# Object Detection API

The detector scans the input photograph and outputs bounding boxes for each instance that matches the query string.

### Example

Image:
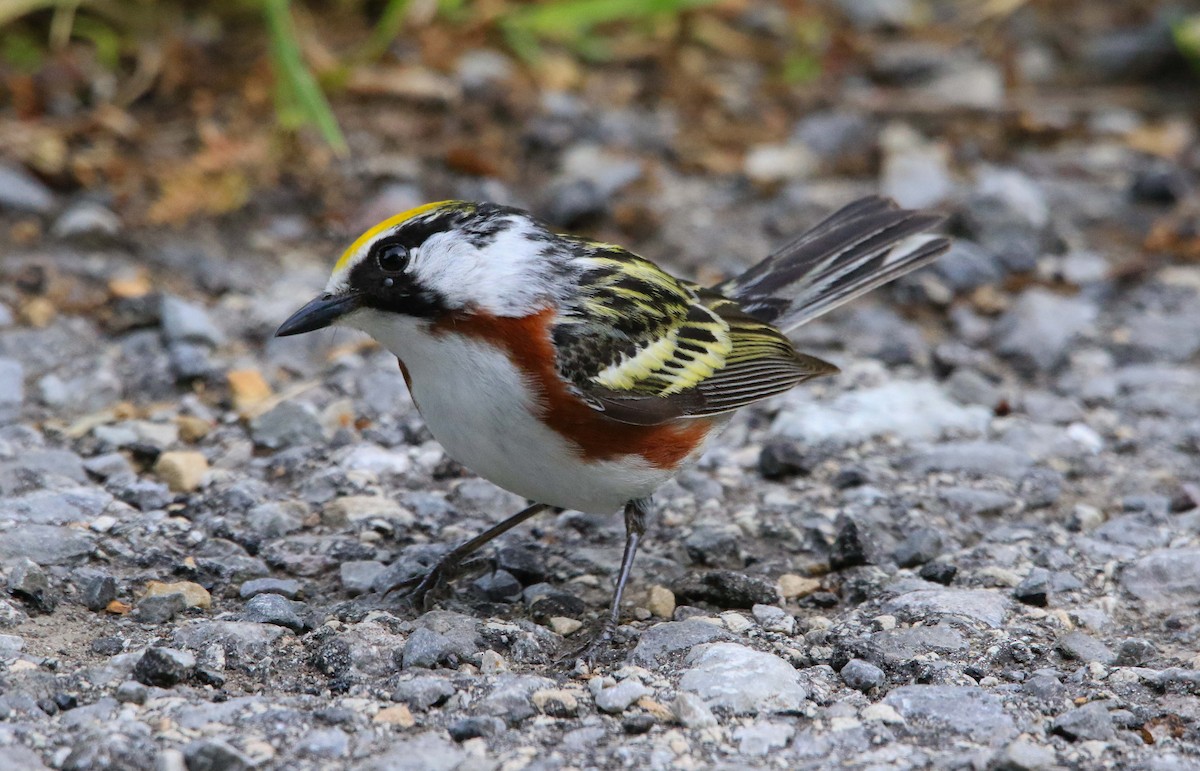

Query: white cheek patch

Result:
[411,217,555,316]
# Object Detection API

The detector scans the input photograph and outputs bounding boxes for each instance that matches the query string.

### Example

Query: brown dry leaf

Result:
[347,66,461,104]
[148,167,251,226]
[147,128,270,226]
[105,600,132,615]
[1126,119,1195,159]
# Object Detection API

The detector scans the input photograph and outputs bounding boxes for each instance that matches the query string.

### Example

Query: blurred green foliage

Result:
[1175,13,1200,75]
[0,0,725,153]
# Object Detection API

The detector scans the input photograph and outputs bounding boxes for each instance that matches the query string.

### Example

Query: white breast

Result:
[348,310,680,514]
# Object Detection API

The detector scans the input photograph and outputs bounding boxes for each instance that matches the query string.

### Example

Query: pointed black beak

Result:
[275,293,361,337]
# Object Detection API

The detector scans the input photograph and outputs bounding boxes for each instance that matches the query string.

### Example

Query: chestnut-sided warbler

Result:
[277,197,948,646]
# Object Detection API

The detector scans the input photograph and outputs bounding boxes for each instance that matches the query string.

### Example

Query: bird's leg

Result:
[573,497,651,662]
[387,502,557,609]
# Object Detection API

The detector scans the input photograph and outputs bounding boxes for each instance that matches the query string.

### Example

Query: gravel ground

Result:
[3,5,1200,770]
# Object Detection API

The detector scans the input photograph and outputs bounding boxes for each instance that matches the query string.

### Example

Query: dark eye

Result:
[376,242,408,274]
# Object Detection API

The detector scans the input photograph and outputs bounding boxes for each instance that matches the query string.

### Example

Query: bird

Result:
[276,196,949,649]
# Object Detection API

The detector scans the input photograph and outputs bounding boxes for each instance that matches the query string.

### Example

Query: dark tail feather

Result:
[716,196,950,333]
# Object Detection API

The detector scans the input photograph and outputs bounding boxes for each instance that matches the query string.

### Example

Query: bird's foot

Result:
[562,619,629,669]
[382,554,490,611]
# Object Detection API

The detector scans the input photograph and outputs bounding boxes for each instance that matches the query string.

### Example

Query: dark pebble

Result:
[918,562,957,585]
[90,636,125,656]
[183,739,256,771]
[448,716,505,741]
[7,559,55,613]
[622,714,656,734]
[79,573,117,612]
[893,528,943,568]
[832,467,867,489]
[676,571,778,609]
[1115,638,1157,666]
[472,569,524,603]
[401,627,455,669]
[528,589,587,621]
[134,592,187,624]
[1130,165,1187,205]
[1014,568,1051,607]
[840,658,886,692]
[830,519,870,570]
[495,545,548,585]
[758,441,813,480]
[805,591,840,609]
[243,593,310,632]
[133,646,195,687]
[1051,702,1115,742]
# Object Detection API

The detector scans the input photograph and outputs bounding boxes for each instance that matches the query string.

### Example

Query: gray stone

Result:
[0,163,54,213]
[884,685,1016,745]
[1014,568,1051,607]
[296,728,349,759]
[183,739,255,771]
[133,646,196,687]
[0,746,50,771]
[592,678,651,714]
[835,0,915,29]
[169,341,219,380]
[673,691,718,728]
[840,658,886,692]
[773,381,989,447]
[628,619,734,666]
[873,623,968,664]
[83,452,134,480]
[52,200,120,237]
[751,604,795,634]
[362,732,465,771]
[114,680,148,705]
[476,674,554,725]
[1115,638,1157,667]
[939,488,1015,516]
[932,240,1003,293]
[1120,548,1200,612]
[735,721,796,756]
[995,738,1058,770]
[239,578,303,600]
[881,131,953,209]
[0,487,113,524]
[0,524,94,565]
[1051,702,1115,742]
[908,442,1034,480]
[0,358,24,423]
[392,676,456,710]
[243,593,309,632]
[993,289,1098,375]
[0,598,29,628]
[1056,631,1116,665]
[884,588,1009,628]
[411,610,481,662]
[160,295,224,347]
[893,528,943,567]
[679,643,807,715]
[134,592,187,624]
[117,479,173,511]
[249,401,325,449]
[340,561,385,596]
[401,627,455,669]
[172,620,289,659]
[6,557,53,612]
[245,502,305,538]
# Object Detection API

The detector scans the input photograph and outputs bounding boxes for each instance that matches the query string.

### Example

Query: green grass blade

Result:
[262,0,348,157]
